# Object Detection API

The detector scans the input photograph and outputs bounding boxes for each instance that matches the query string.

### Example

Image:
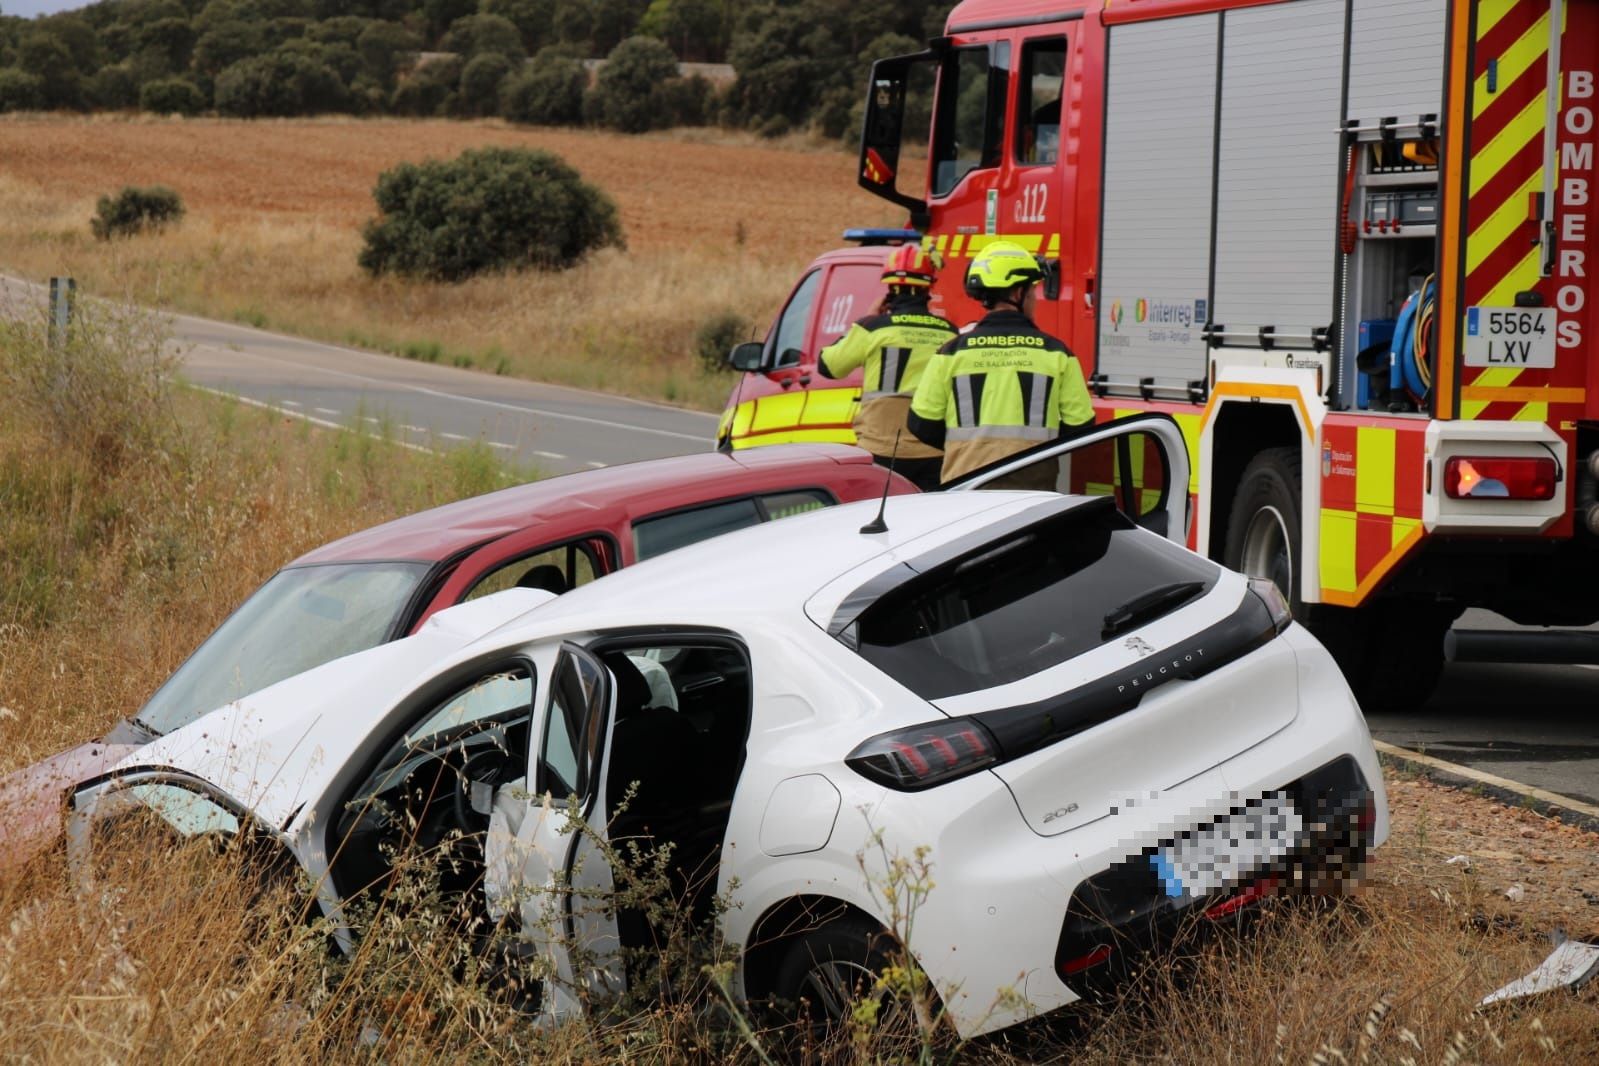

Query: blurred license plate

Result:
[1152,795,1302,899]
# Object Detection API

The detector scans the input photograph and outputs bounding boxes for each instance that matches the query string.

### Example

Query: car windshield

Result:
[135,561,430,736]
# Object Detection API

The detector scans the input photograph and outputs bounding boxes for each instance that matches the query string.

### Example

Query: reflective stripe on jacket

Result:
[909,308,1093,482]
[818,295,956,460]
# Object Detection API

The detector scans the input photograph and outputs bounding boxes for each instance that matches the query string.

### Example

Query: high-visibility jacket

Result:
[908,308,1094,483]
[817,294,956,460]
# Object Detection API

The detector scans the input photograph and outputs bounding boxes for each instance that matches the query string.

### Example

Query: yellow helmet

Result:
[964,239,1044,298]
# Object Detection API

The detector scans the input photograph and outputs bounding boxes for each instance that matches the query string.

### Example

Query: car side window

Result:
[769,269,821,369]
[1016,38,1067,165]
[540,648,608,800]
[967,430,1172,520]
[631,490,835,562]
[407,670,535,749]
[463,537,609,602]
[812,263,886,353]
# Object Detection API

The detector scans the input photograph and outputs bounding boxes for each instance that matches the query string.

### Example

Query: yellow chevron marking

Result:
[1046,233,1060,257]
[1476,0,1520,39]
[1470,92,1546,197]
[1483,247,1543,306]
[1467,172,1540,274]
[1461,365,1523,419]
[1472,11,1550,119]
[1512,402,1549,422]
[1355,427,1396,516]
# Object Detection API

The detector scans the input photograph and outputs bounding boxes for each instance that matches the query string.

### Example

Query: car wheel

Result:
[1224,447,1304,611]
[771,916,896,1033]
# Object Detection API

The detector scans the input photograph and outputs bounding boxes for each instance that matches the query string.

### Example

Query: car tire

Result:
[1222,448,1449,711]
[770,916,896,1032]
[1224,447,1305,611]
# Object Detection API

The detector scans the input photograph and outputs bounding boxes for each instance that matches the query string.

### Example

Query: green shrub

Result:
[457,52,512,116]
[88,64,140,110]
[358,147,624,283]
[91,185,186,241]
[499,51,584,125]
[0,69,44,113]
[695,311,750,375]
[214,51,349,117]
[389,54,461,116]
[139,77,206,115]
[585,34,678,133]
[439,13,526,61]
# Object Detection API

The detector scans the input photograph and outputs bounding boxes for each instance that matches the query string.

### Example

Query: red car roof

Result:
[291,444,891,565]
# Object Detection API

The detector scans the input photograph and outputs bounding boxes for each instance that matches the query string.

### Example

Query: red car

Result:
[1,445,915,866]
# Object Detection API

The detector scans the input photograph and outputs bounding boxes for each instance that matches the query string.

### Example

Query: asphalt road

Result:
[1366,611,1599,809]
[4,277,1593,809]
[1,275,720,476]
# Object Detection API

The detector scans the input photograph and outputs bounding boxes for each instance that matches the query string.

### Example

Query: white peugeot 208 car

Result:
[69,481,1387,1038]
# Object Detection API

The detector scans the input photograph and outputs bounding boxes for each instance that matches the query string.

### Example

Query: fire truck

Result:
[719,0,1599,709]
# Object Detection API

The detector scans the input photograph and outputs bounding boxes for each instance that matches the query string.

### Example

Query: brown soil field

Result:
[0,115,880,259]
[0,116,899,408]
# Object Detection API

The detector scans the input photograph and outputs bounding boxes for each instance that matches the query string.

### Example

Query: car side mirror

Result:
[729,341,766,372]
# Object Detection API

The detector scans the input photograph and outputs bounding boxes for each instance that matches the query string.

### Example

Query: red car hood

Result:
[0,739,142,870]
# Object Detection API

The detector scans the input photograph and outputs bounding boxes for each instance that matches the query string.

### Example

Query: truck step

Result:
[1444,629,1599,666]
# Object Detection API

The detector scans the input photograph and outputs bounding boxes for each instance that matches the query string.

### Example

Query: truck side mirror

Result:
[859,51,938,228]
[728,342,766,372]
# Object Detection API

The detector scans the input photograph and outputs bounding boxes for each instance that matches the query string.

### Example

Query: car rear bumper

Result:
[880,627,1385,1038]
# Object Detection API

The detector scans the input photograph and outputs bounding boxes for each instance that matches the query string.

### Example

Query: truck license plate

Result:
[1151,794,1302,900]
[1464,306,1556,368]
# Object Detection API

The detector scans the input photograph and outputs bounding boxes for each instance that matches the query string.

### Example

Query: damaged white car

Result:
[67,422,1387,1038]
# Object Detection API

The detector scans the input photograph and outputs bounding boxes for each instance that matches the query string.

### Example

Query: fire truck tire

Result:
[1223,448,1304,610]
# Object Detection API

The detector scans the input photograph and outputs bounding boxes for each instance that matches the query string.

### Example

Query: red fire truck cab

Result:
[726,0,1599,709]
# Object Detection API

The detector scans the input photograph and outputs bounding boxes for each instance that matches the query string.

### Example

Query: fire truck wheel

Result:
[1223,448,1304,611]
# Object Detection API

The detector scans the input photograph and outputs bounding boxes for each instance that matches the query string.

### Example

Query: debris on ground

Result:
[1480,938,1599,1007]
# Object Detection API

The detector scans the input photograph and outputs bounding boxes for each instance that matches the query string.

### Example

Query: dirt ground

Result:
[1379,772,1599,944]
[0,115,882,261]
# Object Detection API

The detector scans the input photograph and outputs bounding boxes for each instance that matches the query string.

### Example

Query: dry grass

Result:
[0,115,900,409]
[2,303,1596,1062]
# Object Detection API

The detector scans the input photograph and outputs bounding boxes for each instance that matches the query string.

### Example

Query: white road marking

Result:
[440,432,466,441]
[280,400,301,408]
[362,416,381,425]
[488,442,515,451]
[532,450,567,460]
[314,407,340,416]
[182,339,711,442]
[402,424,427,433]
[1374,740,1599,822]
[184,384,439,456]
[586,461,607,469]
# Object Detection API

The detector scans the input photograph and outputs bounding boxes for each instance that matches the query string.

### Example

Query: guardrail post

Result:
[48,276,76,349]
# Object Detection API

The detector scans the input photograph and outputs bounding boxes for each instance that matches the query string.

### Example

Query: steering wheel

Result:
[452,742,518,834]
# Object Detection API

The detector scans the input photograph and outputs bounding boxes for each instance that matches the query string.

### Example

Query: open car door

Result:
[486,641,624,1021]
[944,413,1191,544]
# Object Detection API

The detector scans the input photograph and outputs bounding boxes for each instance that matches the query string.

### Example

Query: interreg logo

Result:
[1135,297,1149,324]
[1109,300,1124,331]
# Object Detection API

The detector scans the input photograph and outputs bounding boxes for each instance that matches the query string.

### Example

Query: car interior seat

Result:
[603,653,700,831]
[515,564,568,595]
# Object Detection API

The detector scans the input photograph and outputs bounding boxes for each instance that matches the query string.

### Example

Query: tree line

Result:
[0,0,953,135]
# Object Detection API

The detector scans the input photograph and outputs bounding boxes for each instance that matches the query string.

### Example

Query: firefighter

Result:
[908,240,1093,487]
[817,244,956,491]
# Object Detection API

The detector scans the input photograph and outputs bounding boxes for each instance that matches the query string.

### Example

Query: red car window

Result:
[813,262,890,356]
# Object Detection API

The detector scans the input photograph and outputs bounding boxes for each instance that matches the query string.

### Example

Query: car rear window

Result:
[853,504,1218,700]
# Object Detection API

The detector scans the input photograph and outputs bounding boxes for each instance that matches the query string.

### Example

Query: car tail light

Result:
[845,717,999,791]
[1443,456,1557,500]
[1247,578,1292,633]
[1059,943,1113,976]
[1203,877,1276,920]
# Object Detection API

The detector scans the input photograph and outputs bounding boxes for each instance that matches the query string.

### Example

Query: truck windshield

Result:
[853,505,1218,700]
[135,562,429,736]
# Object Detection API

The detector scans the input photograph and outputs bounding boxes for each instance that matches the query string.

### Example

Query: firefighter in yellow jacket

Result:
[909,240,1094,487]
[817,244,956,491]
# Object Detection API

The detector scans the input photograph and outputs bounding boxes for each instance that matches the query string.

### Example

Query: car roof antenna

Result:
[859,431,901,535]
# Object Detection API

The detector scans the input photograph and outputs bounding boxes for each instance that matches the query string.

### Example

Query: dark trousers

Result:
[874,453,943,493]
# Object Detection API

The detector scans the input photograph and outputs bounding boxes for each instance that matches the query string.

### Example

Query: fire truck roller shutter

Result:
[1210,1,1345,372]
[1345,0,1446,122]
[1097,15,1218,390]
